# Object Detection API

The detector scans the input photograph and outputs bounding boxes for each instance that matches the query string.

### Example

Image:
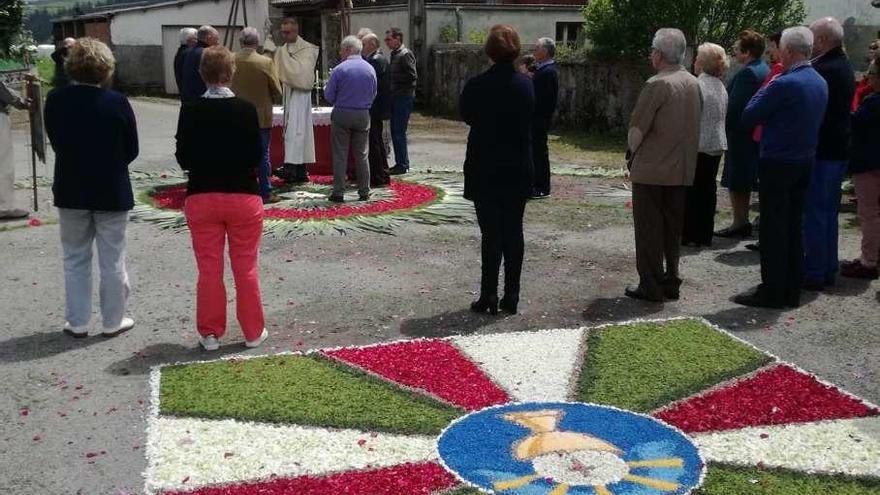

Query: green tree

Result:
[1,0,26,57]
[584,0,806,58]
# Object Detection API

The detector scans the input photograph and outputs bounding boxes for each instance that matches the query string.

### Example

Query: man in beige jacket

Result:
[273,17,319,183]
[231,27,282,202]
[625,28,702,302]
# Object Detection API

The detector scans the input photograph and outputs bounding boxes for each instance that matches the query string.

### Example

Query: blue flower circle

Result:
[437,402,704,495]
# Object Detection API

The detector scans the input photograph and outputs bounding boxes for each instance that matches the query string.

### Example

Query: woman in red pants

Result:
[175,46,267,351]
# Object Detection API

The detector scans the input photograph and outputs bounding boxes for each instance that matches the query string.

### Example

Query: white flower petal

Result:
[693,416,880,477]
[450,328,586,402]
[147,416,437,493]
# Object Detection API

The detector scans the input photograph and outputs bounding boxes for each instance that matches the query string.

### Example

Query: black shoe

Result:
[733,291,785,309]
[714,224,752,238]
[499,295,519,314]
[745,242,760,252]
[662,276,681,300]
[328,195,344,203]
[470,295,499,315]
[358,192,371,201]
[529,189,550,200]
[389,165,408,175]
[624,285,664,302]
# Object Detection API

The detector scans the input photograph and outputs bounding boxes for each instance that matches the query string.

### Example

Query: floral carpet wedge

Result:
[144,318,880,495]
[131,172,471,237]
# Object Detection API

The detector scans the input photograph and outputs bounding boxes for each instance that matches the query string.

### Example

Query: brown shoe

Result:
[840,260,879,280]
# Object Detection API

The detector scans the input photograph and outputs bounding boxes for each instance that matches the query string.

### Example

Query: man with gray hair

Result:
[530,37,558,199]
[174,27,198,94]
[624,28,701,302]
[801,17,856,291]
[362,32,392,186]
[180,25,219,102]
[231,27,283,203]
[324,35,377,202]
[735,26,828,308]
[51,37,76,88]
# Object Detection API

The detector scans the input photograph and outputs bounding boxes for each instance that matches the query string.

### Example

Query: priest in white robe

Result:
[273,17,319,183]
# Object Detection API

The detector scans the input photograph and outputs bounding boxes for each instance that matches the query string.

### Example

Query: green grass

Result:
[696,464,880,495]
[576,319,774,412]
[36,58,55,92]
[159,354,465,435]
[0,58,26,71]
[549,130,628,170]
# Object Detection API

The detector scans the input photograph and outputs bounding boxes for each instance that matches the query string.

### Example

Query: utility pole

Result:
[407,0,427,98]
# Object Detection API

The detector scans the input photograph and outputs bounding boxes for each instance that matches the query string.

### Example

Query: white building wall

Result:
[110,0,270,46]
[348,5,582,49]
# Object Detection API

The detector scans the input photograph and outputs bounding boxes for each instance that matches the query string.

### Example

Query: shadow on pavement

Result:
[702,290,819,331]
[714,249,760,267]
[0,330,105,364]
[823,277,873,297]
[680,237,746,257]
[104,343,243,376]
[399,308,501,338]
[582,296,663,324]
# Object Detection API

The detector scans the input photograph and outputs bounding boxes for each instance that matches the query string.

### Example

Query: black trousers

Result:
[532,125,550,194]
[758,159,812,306]
[368,117,390,186]
[682,153,722,245]
[633,183,686,299]
[474,197,527,298]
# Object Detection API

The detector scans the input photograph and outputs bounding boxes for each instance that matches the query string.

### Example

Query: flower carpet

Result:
[144,318,880,495]
[132,173,471,237]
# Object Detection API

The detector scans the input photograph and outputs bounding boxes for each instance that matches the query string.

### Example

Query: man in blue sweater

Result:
[735,26,829,308]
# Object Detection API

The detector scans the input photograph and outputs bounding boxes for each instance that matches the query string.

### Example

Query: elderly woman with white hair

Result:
[624,28,702,303]
[735,26,829,308]
[174,27,198,94]
[682,42,729,247]
[45,38,139,337]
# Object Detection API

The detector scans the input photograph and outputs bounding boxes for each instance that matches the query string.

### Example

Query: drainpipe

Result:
[454,7,463,43]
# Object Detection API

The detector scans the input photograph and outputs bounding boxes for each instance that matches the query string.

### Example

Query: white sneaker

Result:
[103,317,135,338]
[245,328,269,348]
[63,322,88,338]
[200,334,220,351]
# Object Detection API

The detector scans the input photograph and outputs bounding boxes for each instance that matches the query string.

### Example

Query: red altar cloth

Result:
[271,106,354,176]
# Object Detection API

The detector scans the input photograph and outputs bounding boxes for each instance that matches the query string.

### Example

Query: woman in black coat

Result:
[460,24,535,315]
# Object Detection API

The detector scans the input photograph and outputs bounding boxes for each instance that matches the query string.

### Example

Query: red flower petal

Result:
[28,218,42,227]
[324,340,509,411]
[147,177,439,222]
[161,462,456,495]
[655,364,880,433]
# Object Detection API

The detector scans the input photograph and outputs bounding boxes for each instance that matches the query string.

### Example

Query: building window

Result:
[556,22,582,45]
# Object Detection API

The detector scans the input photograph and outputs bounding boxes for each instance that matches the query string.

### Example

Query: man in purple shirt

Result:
[325,35,378,202]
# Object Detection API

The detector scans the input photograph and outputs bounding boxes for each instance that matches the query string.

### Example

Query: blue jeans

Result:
[803,160,847,283]
[59,209,130,329]
[259,129,272,199]
[390,95,414,169]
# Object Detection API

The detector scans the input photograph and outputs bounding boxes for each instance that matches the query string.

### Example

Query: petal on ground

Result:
[147,416,438,493]
[324,340,510,411]
[655,364,880,433]
[693,416,880,477]
[158,462,458,495]
[450,328,586,402]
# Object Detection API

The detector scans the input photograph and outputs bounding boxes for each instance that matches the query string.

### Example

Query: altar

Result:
[271,106,354,176]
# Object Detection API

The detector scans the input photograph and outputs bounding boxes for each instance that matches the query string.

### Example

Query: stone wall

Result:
[427,44,652,134]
